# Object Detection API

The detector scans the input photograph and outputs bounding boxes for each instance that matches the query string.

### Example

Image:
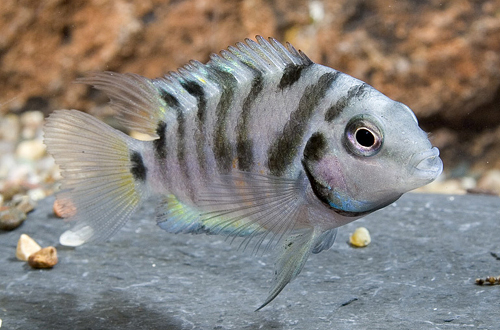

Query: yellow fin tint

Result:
[44,110,150,246]
[156,194,265,237]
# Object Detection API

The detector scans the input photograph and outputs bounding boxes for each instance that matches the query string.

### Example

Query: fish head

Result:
[302,89,443,215]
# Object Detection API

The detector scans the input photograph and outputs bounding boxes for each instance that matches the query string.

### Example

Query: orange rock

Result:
[53,198,76,218]
[28,246,58,269]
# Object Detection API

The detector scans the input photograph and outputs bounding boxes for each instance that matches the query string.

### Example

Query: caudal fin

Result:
[44,110,151,246]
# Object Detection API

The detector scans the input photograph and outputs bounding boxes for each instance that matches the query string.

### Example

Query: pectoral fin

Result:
[157,171,309,253]
[312,228,338,254]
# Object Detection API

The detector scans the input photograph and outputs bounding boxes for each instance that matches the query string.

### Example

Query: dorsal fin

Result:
[77,72,174,137]
[77,37,314,135]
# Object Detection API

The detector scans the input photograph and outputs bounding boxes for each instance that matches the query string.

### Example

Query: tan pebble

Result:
[466,187,498,196]
[53,198,77,218]
[15,139,46,161]
[476,170,500,195]
[16,234,42,261]
[0,207,27,230]
[28,246,58,269]
[0,114,21,142]
[349,227,371,247]
[413,179,466,195]
[129,130,156,141]
[13,195,36,214]
[20,111,44,139]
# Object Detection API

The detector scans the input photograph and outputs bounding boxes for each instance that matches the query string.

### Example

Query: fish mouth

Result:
[410,147,443,181]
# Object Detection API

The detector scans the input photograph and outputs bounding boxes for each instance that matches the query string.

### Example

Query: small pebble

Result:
[20,111,44,139]
[28,246,58,269]
[476,169,500,195]
[53,198,77,218]
[0,207,27,230]
[0,114,21,142]
[16,234,42,261]
[28,187,46,201]
[349,227,371,247]
[15,139,46,161]
[12,195,36,214]
[129,130,156,141]
[466,187,498,196]
[0,182,23,201]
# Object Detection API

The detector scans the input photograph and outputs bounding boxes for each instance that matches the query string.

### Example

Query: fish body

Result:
[44,36,443,309]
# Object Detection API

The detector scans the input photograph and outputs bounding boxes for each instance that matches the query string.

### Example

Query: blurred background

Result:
[1,0,500,220]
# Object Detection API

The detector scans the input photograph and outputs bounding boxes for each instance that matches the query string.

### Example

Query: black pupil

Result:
[356,128,375,147]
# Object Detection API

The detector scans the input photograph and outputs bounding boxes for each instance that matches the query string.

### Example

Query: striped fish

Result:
[44,36,443,310]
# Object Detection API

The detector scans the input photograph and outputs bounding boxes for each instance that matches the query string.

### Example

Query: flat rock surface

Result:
[1,193,499,330]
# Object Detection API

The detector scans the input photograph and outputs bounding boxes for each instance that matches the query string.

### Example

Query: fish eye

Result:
[355,128,375,147]
[344,115,383,157]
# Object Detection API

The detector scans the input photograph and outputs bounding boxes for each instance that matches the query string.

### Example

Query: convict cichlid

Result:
[44,36,443,310]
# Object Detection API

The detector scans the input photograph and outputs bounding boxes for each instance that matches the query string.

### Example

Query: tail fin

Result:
[44,110,151,246]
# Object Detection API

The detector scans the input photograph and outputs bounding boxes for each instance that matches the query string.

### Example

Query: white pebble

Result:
[16,139,46,161]
[0,114,20,142]
[20,111,44,139]
[28,188,46,201]
[16,234,42,261]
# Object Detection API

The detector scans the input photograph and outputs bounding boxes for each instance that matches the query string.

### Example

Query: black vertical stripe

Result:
[153,121,167,159]
[303,132,327,162]
[208,65,238,173]
[325,82,369,123]
[180,80,207,124]
[160,90,181,108]
[348,83,369,100]
[325,96,348,122]
[278,64,309,90]
[236,65,264,171]
[159,89,191,186]
[130,151,147,182]
[181,80,207,174]
[268,71,340,176]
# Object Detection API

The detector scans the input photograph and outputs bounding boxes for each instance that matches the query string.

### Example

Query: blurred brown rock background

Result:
[1,0,500,179]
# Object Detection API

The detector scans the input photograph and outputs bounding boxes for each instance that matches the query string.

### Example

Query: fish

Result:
[43,36,443,310]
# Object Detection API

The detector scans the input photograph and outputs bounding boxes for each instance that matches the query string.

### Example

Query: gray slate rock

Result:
[1,193,499,329]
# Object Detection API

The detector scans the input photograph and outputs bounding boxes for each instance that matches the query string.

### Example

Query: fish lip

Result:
[410,147,443,180]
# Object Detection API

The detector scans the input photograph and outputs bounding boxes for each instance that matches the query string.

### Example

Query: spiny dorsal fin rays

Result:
[268,37,305,66]
[78,37,312,139]
[244,38,285,70]
[230,44,272,74]
[177,62,221,100]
